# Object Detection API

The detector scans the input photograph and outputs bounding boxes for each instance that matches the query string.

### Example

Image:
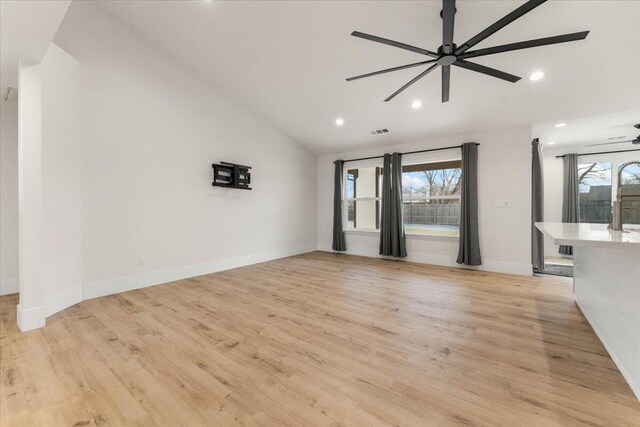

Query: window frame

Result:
[577,155,640,226]
[342,155,463,238]
[401,159,462,237]
[344,165,382,231]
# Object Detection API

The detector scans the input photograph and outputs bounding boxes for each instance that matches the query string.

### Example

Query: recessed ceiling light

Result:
[411,100,422,109]
[529,71,545,81]
[555,122,568,128]
[547,141,557,145]
[335,118,344,126]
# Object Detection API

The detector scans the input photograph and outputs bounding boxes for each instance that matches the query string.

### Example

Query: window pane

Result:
[346,171,355,198]
[578,162,611,223]
[346,167,380,199]
[403,199,460,236]
[402,161,462,199]
[620,163,640,225]
[347,200,379,230]
[400,160,461,236]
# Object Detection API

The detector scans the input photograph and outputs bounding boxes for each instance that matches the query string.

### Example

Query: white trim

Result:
[17,304,46,331]
[0,277,19,296]
[83,244,316,300]
[576,298,640,401]
[404,195,461,201]
[346,228,460,240]
[405,232,459,240]
[344,228,460,240]
[317,245,531,276]
[345,228,378,235]
[45,287,82,317]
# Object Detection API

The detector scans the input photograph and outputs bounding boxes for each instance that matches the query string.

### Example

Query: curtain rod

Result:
[555,148,640,159]
[339,143,479,164]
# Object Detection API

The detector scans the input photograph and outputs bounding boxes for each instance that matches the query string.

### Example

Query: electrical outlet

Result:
[137,256,145,266]
[494,201,509,208]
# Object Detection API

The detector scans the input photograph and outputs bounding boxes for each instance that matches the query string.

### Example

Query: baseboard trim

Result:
[576,298,640,402]
[17,304,46,331]
[0,277,19,296]
[317,244,531,276]
[45,287,82,317]
[83,244,316,301]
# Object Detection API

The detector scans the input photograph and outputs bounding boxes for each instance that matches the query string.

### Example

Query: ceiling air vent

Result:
[369,128,389,136]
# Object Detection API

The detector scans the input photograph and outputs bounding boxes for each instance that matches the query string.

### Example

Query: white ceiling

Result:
[0,0,70,93]
[87,1,640,153]
[533,109,640,151]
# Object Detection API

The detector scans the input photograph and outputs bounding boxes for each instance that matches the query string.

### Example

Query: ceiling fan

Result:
[585,124,640,147]
[346,0,589,103]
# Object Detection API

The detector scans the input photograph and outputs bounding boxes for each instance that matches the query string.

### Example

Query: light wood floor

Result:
[1,252,639,426]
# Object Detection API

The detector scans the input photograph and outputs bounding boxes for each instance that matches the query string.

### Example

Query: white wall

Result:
[17,62,45,330]
[318,126,533,276]
[16,44,83,330]
[41,44,83,317]
[51,1,316,300]
[1,95,19,295]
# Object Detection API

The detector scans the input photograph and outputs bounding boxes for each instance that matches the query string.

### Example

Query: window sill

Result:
[405,232,459,240]
[345,229,459,240]
[345,229,378,235]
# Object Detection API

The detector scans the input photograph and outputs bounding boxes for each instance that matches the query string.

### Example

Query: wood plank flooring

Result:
[1,251,639,426]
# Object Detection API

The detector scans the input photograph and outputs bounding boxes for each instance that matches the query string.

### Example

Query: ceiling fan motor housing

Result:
[437,44,458,65]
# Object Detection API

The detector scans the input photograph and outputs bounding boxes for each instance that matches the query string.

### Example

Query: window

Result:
[620,162,640,225]
[346,166,382,230]
[578,162,611,223]
[402,160,461,236]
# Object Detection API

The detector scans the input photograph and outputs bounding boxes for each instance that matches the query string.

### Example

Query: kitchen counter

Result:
[536,222,640,401]
[535,222,640,249]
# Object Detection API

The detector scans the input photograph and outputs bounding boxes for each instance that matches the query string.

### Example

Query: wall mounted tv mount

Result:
[212,162,252,190]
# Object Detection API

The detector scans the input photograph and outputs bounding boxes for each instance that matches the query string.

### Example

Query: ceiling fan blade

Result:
[442,65,451,102]
[351,31,439,58]
[346,59,438,81]
[442,0,456,54]
[384,63,440,102]
[585,140,633,147]
[453,59,521,83]
[459,31,590,60]
[456,0,547,55]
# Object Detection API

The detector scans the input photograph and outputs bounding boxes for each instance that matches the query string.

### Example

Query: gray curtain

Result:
[457,143,482,266]
[379,153,407,257]
[531,139,545,271]
[332,160,346,251]
[560,154,580,255]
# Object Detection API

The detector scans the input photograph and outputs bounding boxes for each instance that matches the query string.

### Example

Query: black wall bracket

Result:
[212,162,252,190]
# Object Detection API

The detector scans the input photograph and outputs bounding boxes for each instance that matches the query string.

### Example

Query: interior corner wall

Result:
[16,44,83,330]
[51,1,316,301]
[41,43,83,317]
[17,62,45,330]
[317,126,533,276]
[1,95,19,296]
[542,149,564,256]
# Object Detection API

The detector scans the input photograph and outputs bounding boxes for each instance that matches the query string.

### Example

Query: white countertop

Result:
[535,222,640,249]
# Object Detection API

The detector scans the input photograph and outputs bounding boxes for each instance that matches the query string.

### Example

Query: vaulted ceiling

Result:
[1,0,70,93]
[91,1,640,153]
